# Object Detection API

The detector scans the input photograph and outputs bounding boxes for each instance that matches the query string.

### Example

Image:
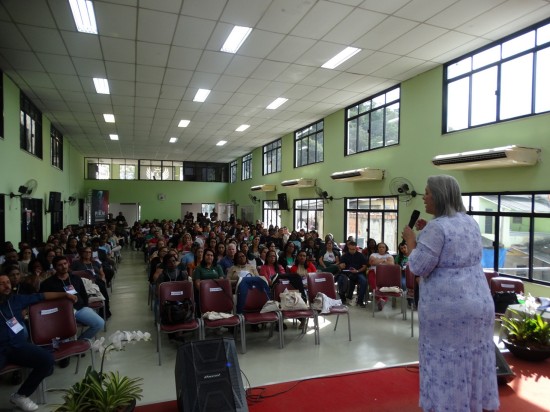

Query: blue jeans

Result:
[75,307,105,340]
[347,273,367,304]
[5,342,54,397]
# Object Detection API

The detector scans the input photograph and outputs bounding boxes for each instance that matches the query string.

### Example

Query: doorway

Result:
[20,198,43,246]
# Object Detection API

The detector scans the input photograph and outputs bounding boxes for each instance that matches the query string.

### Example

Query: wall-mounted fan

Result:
[248,194,260,204]
[389,177,418,203]
[64,193,78,205]
[10,178,38,198]
[315,186,333,203]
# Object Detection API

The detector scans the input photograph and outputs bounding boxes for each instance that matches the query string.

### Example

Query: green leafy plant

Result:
[501,309,550,348]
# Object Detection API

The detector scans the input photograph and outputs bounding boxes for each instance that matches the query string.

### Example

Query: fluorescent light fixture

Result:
[266,98,288,110]
[109,134,119,141]
[69,0,98,34]
[193,89,210,102]
[93,78,110,94]
[178,119,190,127]
[322,47,361,69]
[103,114,115,123]
[216,140,227,146]
[221,26,252,53]
[169,137,178,143]
[236,124,250,132]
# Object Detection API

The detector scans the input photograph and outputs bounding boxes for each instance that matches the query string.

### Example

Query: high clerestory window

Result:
[229,161,237,183]
[241,153,252,181]
[20,92,42,158]
[50,125,63,170]
[263,138,282,175]
[444,19,550,132]
[346,86,400,155]
[295,120,323,167]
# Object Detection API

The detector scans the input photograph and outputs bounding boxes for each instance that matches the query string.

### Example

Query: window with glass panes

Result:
[346,86,400,155]
[444,19,550,132]
[345,197,398,252]
[242,153,252,181]
[263,200,281,229]
[294,199,324,233]
[463,192,550,285]
[20,92,42,158]
[50,125,63,170]
[229,161,237,183]
[263,139,282,175]
[295,120,323,167]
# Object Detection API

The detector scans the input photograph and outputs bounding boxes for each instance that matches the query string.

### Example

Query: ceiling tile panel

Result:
[0,21,30,50]
[371,56,427,78]
[137,42,170,66]
[50,74,83,92]
[382,24,448,55]
[136,65,165,83]
[354,16,419,50]
[266,36,317,63]
[257,0,316,33]
[290,1,353,40]
[237,30,285,59]
[180,0,226,20]
[323,8,387,44]
[408,30,476,60]
[135,82,161,98]
[348,51,401,75]
[72,57,106,77]
[394,0,458,22]
[105,62,136,81]
[160,85,186,100]
[36,53,76,75]
[173,16,216,49]
[188,71,220,89]
[101,37,136,63]
[140,0,182,14]
[94,2,137,39]
[427,0,505,29]
[250,61,290,81]
[219,0,271,26]
[224,55,262,77]
[195,51,233,74]
[18,71,55,88]
[163,68,193,86]
[0,49,43,71]
[2,0,57,28]
[109,79,136,96]
[61,31,103,59]
[167,46,201,70]
[275,64,317,83]
[358,0,410,14]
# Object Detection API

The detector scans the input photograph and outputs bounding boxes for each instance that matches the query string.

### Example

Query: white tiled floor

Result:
[1,249,426,410]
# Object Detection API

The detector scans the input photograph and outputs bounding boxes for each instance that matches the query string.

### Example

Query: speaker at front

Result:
[175,338,248,412]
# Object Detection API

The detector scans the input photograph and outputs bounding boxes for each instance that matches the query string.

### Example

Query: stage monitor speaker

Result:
[277,193,289,211]
[494,342,515,384]
[175,338,248,412]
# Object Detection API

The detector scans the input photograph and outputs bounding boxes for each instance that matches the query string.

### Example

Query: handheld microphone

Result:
[408,209,421,229]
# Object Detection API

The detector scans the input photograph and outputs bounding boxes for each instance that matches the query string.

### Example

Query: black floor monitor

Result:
[175,338,248,412]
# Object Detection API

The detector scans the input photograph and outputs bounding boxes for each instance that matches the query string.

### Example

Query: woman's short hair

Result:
[427,175,466,217]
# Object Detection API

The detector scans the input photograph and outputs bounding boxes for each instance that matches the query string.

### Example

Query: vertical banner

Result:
[91,190,109,225]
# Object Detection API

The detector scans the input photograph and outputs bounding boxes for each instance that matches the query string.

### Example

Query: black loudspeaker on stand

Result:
[175,338,248,412]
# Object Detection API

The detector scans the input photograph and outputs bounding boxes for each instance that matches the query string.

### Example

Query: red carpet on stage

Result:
[136,354,549,412]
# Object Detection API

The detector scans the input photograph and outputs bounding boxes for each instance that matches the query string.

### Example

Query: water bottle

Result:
[52,337,60,350]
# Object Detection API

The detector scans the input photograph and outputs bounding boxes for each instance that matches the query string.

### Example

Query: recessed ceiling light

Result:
[216,140,227,146]
[236,124,250,132]
[322,47,361,69]
[193,89,211,102]
[169,137,178,143]
[69,0,98,34]
[221,26,252,54]
[178,120,190,127]
[266,98,288,110]
[109,134,119,141]
[103,114,115,123]
[93,78,110,94]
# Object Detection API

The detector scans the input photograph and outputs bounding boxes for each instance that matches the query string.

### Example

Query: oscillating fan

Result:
[248,194,260,204]
[314,186,333,203]
[389,177,418,203]
[10,178,38,198]
[65,192,78,205]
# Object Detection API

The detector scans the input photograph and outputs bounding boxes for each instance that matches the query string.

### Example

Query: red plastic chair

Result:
[236,281,283,353]
[199,279,243,351]
[372,264,406,319]
[157,281,202,365]
[484,270,499,289]
[306,272,351,344]
[28,298,94,402]
[490,277,524,295]
[273,280,317,346]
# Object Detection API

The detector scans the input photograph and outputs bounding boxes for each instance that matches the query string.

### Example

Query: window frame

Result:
[293,198,324,233]
[263,200,281,229]
[443,18,550,133]
[241,153,252,181]
[50,125,63,170]
[20,92,43,158]
[263,138,282,175]
[229,160,237,183]
[294,119,324,168]
[345,86,400,156]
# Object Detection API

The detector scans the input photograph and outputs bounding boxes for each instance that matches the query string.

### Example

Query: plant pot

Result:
[121,399,136,412]
[502,339,550,362]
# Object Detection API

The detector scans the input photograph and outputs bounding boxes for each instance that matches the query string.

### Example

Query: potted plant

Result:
[53,331,150,412]
[500,298,550,362]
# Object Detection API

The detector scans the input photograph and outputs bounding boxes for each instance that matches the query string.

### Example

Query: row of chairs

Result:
[155,272,352,365]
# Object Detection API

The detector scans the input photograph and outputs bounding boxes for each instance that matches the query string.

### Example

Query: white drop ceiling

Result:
[0,0,549,163]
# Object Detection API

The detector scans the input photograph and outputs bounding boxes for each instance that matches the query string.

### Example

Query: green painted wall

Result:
[1,74,84,242]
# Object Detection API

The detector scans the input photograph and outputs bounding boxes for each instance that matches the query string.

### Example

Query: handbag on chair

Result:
[279,289,308,310]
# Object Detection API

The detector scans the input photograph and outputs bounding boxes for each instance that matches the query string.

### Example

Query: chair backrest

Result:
[484,270,499,288]
[405,266,416,290]
[236,277,270,313]
[307,272,337,302]
[28,298,78,345]
[72,270,95,282]
[199,279,234,314]
[159,280,194,305]
[375,264,402,288]
[490,277,524,295]
[272,281,298,302]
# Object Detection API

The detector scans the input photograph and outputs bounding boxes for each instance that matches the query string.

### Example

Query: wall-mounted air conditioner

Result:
[280,178,316,188]
[432,146,541,170]
[250,184,276,192]
[330,168,384,182]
